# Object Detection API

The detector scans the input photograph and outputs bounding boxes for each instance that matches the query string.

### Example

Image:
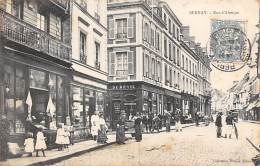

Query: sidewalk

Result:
[0,123,197,166]
[243,120,260,124]
[0,134,131,166]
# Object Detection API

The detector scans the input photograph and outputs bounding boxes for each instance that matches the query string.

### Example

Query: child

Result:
[24,133,34,157]
[55,124,65,151]
[35,127,46,157]
[64,127,70,148]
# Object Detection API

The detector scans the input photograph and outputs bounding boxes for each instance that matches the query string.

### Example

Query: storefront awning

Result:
[164,90,181,99]
[245,99,259,112]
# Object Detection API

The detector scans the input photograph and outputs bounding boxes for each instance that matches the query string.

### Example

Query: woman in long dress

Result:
[134,113,142,142]
[116,114,125,144]
[97,114,108,144]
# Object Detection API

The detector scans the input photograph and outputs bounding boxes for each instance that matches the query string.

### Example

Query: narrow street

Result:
[51,122,259,166]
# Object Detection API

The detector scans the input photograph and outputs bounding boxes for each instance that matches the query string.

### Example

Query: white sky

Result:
[164,0,259,92]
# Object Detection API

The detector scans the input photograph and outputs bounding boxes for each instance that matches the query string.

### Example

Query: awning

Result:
[245,99,259,112]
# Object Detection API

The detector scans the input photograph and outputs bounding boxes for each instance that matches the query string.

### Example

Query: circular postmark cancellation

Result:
[207,27,251,72]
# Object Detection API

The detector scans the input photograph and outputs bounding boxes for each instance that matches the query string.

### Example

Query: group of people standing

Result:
[91,112,108,144]
[215,111,237,139]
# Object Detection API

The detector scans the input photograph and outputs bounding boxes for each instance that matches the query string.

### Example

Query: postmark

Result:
[207,21,251,72]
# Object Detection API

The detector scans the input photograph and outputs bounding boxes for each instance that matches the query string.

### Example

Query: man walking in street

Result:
[225,111,234,139]
[215,112,222,138]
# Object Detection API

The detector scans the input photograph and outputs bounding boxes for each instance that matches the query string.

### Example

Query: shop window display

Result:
[56,76,64,124]
[4,64,16,133]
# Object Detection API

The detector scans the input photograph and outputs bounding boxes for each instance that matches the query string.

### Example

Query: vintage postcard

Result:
[0,0,259,166]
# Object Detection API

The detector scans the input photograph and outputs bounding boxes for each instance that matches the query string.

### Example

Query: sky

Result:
[165,0,260,92]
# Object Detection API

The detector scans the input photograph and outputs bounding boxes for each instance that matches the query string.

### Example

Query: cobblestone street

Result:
[51,122,259,166]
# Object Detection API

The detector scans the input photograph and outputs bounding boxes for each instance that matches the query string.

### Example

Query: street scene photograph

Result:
[0,0,259,166]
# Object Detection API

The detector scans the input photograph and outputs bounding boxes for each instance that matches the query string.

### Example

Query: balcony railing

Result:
[116,70,128,76]
[0,10,71,63]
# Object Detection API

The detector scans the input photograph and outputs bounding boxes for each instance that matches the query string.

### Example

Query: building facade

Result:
[107,0,211,128]
[0,0,71,147]
[70,0,108,141]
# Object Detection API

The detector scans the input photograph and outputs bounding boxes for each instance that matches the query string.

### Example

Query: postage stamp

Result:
[207,20,251,72]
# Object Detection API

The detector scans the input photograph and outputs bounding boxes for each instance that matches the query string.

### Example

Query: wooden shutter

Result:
[127,16,134,38]
[128,51,134,75]
[108,18,115,39]
[49,13,61,39]
[109,52,116,76]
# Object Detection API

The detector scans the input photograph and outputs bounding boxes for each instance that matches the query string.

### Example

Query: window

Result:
[177,49,180,66]
[49,13,62,39]
[186,58,188,71]
[95,42,100,69]
[157,61,161,81]
[151,28,155,46]
[109,51,134,77]
[80,31,87,63]
[164,13,166,23]
[177,28,180,41]
[182,55,184,68]
[152,58,155,79]
[144,23,149,41]
[169,68,172,87]
[144,54,149,77]
[116,52,128,77]
[168,19,172,34]
[116,19,127,39]
[173,45,176,63]
[95,0,101,22]
[189,60,191,73]
[173,70,176,86]
[169,42,171,60]
[165,65,168,85]
[177,73,180,88]
[156,32,160,50]
[172,24,176,38]
[164,37,167,58]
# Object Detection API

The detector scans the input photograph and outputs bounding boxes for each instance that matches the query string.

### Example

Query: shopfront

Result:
[3,52,70,148]
[108,83,140,129]
[70,78,106,142]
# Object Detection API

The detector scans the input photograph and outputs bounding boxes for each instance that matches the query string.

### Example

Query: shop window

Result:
[15,66,26,133]
[4,64,15,133]
[48,74,57,129]
[72,87,84,128]
[29,69,47,90]
[56,76,64,124]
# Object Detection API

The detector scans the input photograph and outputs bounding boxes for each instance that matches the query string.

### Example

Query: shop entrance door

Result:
[31,89,49,127]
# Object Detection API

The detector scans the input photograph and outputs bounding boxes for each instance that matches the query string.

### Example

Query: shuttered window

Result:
[108,19,115,39]
[109,52,115,76]
[128,51,134,75]
[49,13,61,40]
[127,17,134,38]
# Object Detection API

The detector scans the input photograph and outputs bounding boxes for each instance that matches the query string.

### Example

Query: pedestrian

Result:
[97,114,108,144]
[116,114,125,144]
[165,111,171,132]
[225,111,234,139]
[142,115,148,133]
[0,115,10,161]
[35,127,46,157]
[176,109,183,132]
[153,114,160,133]
[215,112,223,138]
[195,112,199,126]
[64,127,70,148]
[91,111,100,141]
[133,113,142,142]
[148,114,153,133]
[24,132,34,157]
[55,124,65,151]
